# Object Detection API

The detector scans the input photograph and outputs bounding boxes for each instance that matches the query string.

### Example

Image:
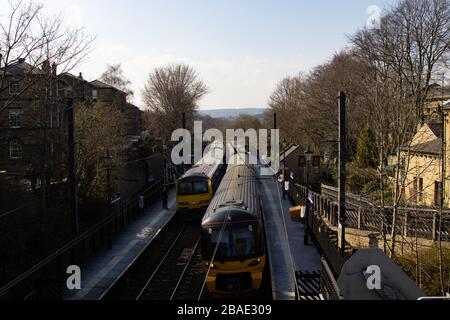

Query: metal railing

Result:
[314,184,450,241]
[320,258,343,300]
[0,180,163,300]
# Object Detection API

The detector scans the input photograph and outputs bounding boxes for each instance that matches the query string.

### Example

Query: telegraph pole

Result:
[338,91,347,255]
[67,96,79,236]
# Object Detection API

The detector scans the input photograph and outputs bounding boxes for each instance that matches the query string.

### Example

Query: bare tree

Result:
[0,0,95,112]
[142,63,208,142]
[75,101,125,201]
[268,74,307,145]
[351,0,450,262]
[100,63,134,102]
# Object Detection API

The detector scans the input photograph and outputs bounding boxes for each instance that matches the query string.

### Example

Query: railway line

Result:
[102,213,208,300]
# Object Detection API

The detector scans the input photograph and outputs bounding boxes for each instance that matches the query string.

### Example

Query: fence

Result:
[0,180,163,300]
[317,185,450,241]
[291,183,349,276]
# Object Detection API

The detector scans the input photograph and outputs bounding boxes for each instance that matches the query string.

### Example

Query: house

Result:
[403,123,443,207]
[423,84,450,123]
[280,144,322,192]
[0,59,65,180]
[0,59,143,185]
[89,79,143,139]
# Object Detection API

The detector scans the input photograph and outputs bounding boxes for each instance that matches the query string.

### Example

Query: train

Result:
[200,153,266,296]
[176,141,228,212]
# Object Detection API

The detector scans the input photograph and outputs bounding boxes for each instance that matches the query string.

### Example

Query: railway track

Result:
[102,214,207,300]
[137,223,203,301]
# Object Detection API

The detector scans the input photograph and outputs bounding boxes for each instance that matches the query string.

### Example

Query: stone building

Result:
[0,59,142,184]
[280,144,322,192]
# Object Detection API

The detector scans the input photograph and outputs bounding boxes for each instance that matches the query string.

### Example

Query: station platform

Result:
[63,188,177,300]
[258,169,321,300]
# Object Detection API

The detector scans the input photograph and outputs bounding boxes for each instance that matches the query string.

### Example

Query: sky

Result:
[2,0,396,109]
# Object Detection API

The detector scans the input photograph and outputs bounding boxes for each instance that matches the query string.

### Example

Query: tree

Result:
[0,0,94,113]
[100,63,134,102]
[351,0,450,265]
[142,64,208,142]
[268,74,307,145]
[356,125,378,168]
[75,101,125,201]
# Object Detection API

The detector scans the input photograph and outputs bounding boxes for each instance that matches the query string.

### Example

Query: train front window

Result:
[178,180,209,195]
[205,224,257,260]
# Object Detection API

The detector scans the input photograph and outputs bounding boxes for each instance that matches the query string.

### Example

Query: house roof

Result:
[90,79,116,89]
[408,139,442,156]
[280,144,300,161]
[60,72,87,82]
[0,60,45,76]
[427,123,443,138]
[427,84,450,101]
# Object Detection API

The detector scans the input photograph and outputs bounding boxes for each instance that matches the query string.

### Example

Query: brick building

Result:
[0,59,143,184]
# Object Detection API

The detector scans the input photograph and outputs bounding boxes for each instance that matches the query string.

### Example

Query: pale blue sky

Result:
[3,0,397,109]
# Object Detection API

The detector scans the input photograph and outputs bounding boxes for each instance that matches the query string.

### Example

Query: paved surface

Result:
[64,189,177,300]
[258,168,321,300]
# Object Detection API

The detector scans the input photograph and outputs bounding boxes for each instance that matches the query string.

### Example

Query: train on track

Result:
[176,141,228,212]
[200,153,266,297]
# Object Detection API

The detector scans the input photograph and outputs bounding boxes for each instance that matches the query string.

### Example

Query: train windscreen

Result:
[178,179,209,195]
[205,224,257,261]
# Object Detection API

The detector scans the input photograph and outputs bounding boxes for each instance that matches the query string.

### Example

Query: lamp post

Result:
[282,139,287,199]
[66,92,79,236]
[104,150,113,214]
[304,147,313,246]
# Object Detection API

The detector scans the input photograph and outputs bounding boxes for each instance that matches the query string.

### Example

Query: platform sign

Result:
[111,193,121,205]
[338,223,344,250]
[284,181,290,192]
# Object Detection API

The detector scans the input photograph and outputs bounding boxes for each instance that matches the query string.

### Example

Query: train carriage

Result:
[176,141,227,212]
[201,154,266,296]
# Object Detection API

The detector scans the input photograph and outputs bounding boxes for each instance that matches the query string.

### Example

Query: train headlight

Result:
[249,258,262,267]
[205,263,217,270]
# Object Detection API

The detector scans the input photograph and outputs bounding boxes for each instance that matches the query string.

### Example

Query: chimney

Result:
[42,60,50,74]
[18,58,25,64]
[78,72,83,80]
[52,62,57,76]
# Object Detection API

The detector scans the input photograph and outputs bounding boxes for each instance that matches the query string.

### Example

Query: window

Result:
[419,178,424,202]
[178,180,209,196]
[9,110,21,128]
[413,177,418,201]
[205,224,257,260]
[9,139,23,159]
[92,89,98,100]
[9,81,20,95]
[298,156,306,167]
[312,156,321,168]
[434,181,443,207]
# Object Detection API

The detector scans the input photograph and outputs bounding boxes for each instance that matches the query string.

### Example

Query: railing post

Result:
[403,211,409,238]
[432,212,437,241]
[358,207,362,230]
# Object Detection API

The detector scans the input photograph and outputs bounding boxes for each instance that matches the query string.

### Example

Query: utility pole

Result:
[66,96,79,236]
[338,91,347,255]
[182,112,187,175]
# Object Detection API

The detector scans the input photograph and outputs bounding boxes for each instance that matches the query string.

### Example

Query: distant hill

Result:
[199,108,268,119]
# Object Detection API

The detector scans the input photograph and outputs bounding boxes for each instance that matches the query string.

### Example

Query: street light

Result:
[304,147,313,246]
[104,150,113,214]
[282,139,288,199]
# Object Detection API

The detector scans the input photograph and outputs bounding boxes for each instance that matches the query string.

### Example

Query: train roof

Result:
[179,141,225,180]
[202,158,260,226]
